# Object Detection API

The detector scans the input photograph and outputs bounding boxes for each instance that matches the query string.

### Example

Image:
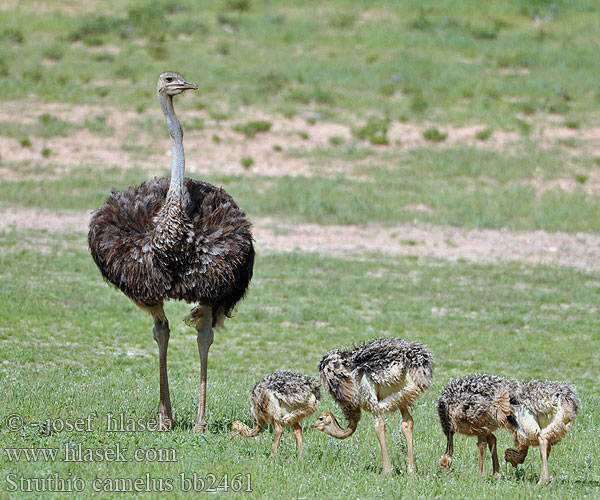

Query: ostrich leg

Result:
[487,434,501,477]
[401,408,416,473]
[477,435,487,475]
[538,439,551,484]
[292,423,303,457]
[439,431,454,468]
[269,423,284,458]
[374,415,393,474]
[190,306,213,433]
[151,306,172,431]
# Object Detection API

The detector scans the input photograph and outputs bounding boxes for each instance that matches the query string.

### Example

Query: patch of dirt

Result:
[403,203,434,214]
[539,125,600,157]
[72,41,122,55]
[254,218,600,272]
[1,208,598,272]
[0,101,163,179]
[499,67,530,75]
[0,131,156,180]
[0,208,90,232]
[0,100,353,179]
[516,170,600,197]
[185,111,354,178]
[387,122,520,151]
[359,9,398,22]
[1,100,599,186]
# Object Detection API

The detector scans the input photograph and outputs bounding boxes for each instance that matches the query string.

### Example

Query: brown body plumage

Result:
[88,72,254,433]
[312,337,433,474]
[231,370,321,457]
[89,177,253,313]
[437,374,520,477]
[505,380,580,484]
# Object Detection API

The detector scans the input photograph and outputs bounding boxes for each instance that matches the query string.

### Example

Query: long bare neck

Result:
[159,92,185,198]
[325,410,360,439]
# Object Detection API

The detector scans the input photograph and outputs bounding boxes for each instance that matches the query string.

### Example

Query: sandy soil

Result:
[1,100,598,272]
[255,218,600,272]
[1,208,597,272]
[1,100,598,189]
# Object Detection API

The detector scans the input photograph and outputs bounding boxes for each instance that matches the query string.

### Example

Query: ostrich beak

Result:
[176,80,198,92]
[182,80,198,91]
[310,421,318,429]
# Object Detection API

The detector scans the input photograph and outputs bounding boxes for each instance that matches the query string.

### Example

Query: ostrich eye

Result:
[165,76,173,82]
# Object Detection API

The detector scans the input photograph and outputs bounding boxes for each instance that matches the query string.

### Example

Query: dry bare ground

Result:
[1,100,599,272]
[1,100,599,194]
[1,208,598,272]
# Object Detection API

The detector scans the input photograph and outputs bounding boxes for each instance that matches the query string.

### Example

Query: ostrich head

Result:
[310,410,335,432]
[230,420,245,439]
[157,71,198,96]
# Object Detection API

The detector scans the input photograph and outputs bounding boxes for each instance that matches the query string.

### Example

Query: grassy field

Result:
[0,232,598,499]
[1,0,599,499]
[1,0,600,125]
[1,147,599,231]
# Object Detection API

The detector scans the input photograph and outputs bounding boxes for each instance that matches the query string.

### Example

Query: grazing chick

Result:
[505,380,580,484]
[437,374,520,477]
[312,337,433,474]
[231,370,320,458]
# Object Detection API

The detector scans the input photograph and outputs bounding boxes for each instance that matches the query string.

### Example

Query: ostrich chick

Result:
[437,374,520,477]
[231,370,321,458]
[505,380,580,484]
[312,337,433,474]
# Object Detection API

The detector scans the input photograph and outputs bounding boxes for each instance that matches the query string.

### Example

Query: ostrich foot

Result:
[184,306,204,328]
[193,422,206,433]
[158,413,172,431]
[439,454,452,469]
[505,448,524,467]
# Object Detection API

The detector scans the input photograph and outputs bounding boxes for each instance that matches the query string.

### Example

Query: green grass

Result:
[1,144,598,232]
[0,1,599,126]
[84,114,112,135]
[240,156,254,169]
[476,127,494,141]
[0,114,75,139]
[0,231,598,499]
[423,127,448,142]
[352,116,390,145]
[0,1,599,498]
[232,120,272,138]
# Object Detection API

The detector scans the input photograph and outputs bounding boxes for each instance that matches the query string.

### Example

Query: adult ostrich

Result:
[88,72,254,433]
